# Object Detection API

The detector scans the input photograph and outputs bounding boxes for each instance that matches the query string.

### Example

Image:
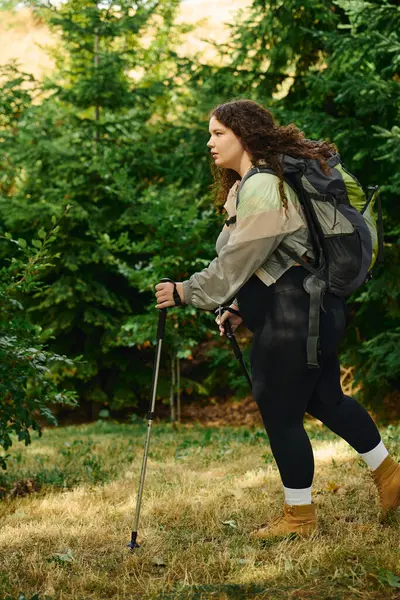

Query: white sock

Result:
[359,440,389,471]
[283,485,312,506]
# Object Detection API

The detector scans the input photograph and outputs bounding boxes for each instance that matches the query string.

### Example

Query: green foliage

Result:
[0,210,78,469]
[376,568,400,589]
[0,0,232,414]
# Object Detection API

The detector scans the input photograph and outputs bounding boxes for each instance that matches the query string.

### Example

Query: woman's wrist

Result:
[175,282,185,304]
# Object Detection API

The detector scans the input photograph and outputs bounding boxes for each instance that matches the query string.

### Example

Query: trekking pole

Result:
[218,307,252,391]
[127,277,173,552]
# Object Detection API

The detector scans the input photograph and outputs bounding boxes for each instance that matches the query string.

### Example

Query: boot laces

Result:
[271,506,293,526]
[270,514,284,527]
[258,507,294,530]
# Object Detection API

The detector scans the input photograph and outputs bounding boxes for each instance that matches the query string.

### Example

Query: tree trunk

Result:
[94,30,100,145]
[177,355,181,423]
[170,351,176,422]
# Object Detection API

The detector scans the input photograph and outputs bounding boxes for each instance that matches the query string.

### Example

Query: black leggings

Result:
[236,266,381,489]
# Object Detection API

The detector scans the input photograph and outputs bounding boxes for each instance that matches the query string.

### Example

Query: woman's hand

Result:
[155,281,184,309]
[215,304,243,336]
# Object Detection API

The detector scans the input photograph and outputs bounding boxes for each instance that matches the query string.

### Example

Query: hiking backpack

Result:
[235,151,384,369]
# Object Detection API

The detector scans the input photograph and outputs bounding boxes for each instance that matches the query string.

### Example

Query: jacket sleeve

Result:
[182,173,305,311]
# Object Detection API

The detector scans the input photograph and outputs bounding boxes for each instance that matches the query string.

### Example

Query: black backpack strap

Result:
[279,245,320,277]
[303,274,327,369]
[274,244,328,369]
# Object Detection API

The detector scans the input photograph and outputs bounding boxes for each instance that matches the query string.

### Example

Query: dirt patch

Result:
[179,395,263,428]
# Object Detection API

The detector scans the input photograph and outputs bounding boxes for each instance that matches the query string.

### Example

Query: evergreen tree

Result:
[0,67,77,465]
[0,0,228,417]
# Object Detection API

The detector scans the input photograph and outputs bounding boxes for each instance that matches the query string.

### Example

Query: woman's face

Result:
[207,116,248,172]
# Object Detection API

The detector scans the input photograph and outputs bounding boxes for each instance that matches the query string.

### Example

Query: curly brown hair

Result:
[209,99,337,216]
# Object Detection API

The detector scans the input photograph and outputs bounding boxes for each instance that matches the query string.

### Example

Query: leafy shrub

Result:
[0,210,78,469]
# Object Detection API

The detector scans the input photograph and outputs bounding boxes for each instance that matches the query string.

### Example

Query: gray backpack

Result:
[236,152,384,369]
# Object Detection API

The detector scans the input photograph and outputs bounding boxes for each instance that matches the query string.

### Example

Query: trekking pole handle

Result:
[156,308,167,340]
[222,318,242,361]
[215,306,241,340]
[223,317,234,339]
[217,307,252,389]
[158,277,183,309]
[156,277,175,339]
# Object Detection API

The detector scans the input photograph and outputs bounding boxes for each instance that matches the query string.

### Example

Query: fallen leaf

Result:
[10,478,40,498]
[221,520,237,529]
[50,549,75,564]
[235,558,251,565]
[326,481,343,493]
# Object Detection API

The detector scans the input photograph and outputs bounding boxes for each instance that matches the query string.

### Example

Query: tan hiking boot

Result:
[370,455,400,515]
[250,502,317,540]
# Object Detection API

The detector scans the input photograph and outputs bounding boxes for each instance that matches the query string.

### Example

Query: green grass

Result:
[0,418,399,599]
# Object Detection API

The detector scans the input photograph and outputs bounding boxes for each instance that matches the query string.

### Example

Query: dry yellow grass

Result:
[0,419,399,599]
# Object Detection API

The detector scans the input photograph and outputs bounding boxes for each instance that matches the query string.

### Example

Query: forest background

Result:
[0,0,399,463]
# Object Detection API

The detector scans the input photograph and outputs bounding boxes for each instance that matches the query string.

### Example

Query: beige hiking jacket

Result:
[182,172,315,311]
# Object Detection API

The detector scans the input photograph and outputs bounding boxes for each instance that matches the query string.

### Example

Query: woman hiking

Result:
[154,99,400,540]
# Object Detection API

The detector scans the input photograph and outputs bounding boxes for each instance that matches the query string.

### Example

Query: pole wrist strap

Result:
[214,306,242,318]
[173,282,182,307]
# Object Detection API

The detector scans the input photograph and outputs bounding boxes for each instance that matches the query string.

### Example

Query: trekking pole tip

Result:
[127,531,141,552]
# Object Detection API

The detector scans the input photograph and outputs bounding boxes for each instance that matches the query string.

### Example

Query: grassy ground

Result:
[0,418,399,600]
